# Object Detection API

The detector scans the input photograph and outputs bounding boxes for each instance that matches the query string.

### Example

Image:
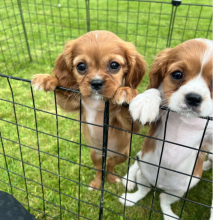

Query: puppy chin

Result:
[178,108,200,118]
[91,93,104,100]
[169,102,213,118]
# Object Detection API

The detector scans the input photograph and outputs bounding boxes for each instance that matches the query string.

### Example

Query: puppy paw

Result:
[88,179,101,190]
[203,160,212,171]
[107,173,121,184]
[119,193,136,207]
[31,74,59,92]
[112,87,139,105]
[203,153,212,171]
[121,177,136,191]
[129,89,161,125]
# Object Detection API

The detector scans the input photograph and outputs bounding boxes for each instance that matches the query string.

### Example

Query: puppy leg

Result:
[121,159,139,191]
[160,191,184,220]
[31,74,59,91]
[89,150,102,190]
[107,152,128,184]
[121,151,142,191]
[119,169,151,206]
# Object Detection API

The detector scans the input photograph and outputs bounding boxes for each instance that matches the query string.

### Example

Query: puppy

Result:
[119,39,213,219]
[31,31,147,189]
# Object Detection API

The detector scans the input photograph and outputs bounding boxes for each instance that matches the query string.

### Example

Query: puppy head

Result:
[53,31,146,99]
[148,39,213,117]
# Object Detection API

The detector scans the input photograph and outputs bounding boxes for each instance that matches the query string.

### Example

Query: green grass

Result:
[0,0,212,219]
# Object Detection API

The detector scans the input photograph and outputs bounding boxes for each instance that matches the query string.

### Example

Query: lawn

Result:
[0,0,212,219]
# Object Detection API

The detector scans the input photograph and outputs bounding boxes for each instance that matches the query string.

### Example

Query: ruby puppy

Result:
[119,39,213,220]
[32,31,147,189]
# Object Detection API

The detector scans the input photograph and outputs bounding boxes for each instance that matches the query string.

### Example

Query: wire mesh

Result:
[0,0,212,219]
[0,73,212,219]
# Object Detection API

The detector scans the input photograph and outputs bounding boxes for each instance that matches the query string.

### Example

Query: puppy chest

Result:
[82,99,104,135]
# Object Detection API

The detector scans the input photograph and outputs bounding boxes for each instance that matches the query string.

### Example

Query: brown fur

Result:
[32,31,147,189]
[142,122,159,156]
[193,151,206,177]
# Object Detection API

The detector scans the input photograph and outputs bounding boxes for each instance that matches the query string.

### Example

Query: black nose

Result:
[90,79,104,91]
[185,93,202,107]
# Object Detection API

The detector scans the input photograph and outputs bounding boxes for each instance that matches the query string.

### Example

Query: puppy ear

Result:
[148,48,172,89]
[53,40,78,89]
[125,43,147,89]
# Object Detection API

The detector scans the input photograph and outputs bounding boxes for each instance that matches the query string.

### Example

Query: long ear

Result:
[147,48,172,89]
[53,40,78,89]
[125,43,147,89]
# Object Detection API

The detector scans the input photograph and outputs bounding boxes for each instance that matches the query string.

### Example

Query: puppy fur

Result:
[32,31,147,189]
[120,39,213,220]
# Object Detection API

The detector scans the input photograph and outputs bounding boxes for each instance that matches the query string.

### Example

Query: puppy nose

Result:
[185,93,202,107]
[90,79,104,91]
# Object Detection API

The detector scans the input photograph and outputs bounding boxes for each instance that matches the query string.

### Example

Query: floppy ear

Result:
[125,43,147,89]
[147,48,172,89]
[53,40,78,89]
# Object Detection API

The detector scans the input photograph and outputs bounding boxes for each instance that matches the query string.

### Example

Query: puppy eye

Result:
[77,62,87,73]
[171,71,183,80]
[109,62,120,71]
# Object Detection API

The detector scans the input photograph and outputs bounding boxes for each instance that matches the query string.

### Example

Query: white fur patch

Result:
[92,94,104,100]
[121,157,140,191]
[195,38,213,77]
[88,187,94,191]
[129,89,161,125]
[82,99,102,136]
[119,193,137,207]
[116,178,121,183]
[94,74,102,80]
[32,83,43,91]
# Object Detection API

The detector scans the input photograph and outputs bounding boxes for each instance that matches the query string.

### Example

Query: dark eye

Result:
[171,71,183,80]
[109,62,120,71]
[77,62,87,73]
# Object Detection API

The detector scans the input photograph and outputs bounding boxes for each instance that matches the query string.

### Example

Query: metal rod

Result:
[85,0,90,32]
[99,100,109,220]
[17,0,32,62]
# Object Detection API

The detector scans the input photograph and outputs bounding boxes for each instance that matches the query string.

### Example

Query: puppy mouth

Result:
[91,91,104,100]
[91,94,104,100]
[178,103,201,117]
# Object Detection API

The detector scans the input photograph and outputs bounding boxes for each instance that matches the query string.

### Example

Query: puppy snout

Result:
[90,79,104,91]
[185,93,202,107]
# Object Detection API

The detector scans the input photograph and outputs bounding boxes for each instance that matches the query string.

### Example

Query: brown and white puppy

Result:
[31,31,147,189]
[119,39,213,220]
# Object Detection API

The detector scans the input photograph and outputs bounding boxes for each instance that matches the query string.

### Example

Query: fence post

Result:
[98,100,109,220]
[17,0,32,62]
[85,0,90,32]
[166,0,182,48]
